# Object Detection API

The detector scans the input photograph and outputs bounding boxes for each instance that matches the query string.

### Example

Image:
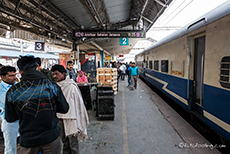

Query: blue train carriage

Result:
[136,1,230,142]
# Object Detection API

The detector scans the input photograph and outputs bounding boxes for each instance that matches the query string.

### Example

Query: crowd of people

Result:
[0,56,89,154]
[104,61,139,91]
[0,57,139,154]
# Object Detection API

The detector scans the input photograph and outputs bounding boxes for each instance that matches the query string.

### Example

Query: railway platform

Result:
[0,78,222,154]
[79,78,221,154]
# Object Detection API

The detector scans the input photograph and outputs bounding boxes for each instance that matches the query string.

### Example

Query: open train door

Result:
[192,35,206,116]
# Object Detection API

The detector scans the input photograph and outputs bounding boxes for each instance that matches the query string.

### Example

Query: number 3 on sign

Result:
[120,38,129,46]
[35,42,44,51]
[36,43,42,50]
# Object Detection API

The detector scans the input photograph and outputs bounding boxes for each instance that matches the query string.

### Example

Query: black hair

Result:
[0,66,16,76]
[35,57,41,66]
[67,61,73,65]
[0,63,2,67]
[17,56,38,71]
[51,64,67,73]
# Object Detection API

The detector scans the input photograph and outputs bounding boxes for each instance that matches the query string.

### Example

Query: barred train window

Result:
[161,60,168,73]
[220,56,230,89]
[154,60,159,71]
[149,61,153,69]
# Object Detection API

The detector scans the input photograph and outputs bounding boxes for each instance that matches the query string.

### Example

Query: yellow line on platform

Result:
[122,84,129,154]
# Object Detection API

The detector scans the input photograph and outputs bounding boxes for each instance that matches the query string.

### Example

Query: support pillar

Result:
[20,40,23,56]
[77,45,80,70]
[100,50,104,68]
[72,43,80,71]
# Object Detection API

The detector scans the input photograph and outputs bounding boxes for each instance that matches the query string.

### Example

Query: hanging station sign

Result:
[75,30,146,38]
[120,38,129,46]
[35,42,45,51]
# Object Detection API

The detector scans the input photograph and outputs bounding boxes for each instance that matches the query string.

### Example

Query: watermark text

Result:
[178,142,226,149]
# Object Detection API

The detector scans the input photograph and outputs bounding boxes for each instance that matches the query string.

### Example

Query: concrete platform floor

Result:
[79,78,221,154]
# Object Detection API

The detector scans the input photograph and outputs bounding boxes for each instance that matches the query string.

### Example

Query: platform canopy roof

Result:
[0,0,172,55]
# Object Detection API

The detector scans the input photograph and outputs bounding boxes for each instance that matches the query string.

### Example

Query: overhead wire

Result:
[162,0,194,26]
[154,0,188,26]
[148,0,187,36]
[149,0,193,38]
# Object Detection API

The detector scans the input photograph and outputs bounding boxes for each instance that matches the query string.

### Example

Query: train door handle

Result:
[193,81,196,87]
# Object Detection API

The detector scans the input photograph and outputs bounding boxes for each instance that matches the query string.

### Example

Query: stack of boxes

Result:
[96,68,117,95]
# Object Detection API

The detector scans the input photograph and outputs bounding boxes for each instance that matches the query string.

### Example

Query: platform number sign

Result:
[35,42,45,51]
[120,38,129,46]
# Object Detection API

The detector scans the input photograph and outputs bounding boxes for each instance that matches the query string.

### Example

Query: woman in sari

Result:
[76,70,88,83]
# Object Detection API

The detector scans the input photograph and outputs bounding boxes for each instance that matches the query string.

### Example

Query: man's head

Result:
[0,66,17,85]
[35,57,41,71]
[17,56,38,73]
[129,62,132,66]
[66,61,73,71]
[51,64,66,82]
[132,62,136,67]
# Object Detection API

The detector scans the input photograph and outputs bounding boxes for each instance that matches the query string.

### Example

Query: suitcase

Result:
[97,86,115,120]
[78,83,92,110]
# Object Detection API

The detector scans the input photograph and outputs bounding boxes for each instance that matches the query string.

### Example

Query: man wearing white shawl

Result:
[51,65,89,154]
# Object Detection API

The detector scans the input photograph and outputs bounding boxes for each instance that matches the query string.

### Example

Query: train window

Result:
[154,60,159,71]
[220,56,230,89]
[149,61,153,69]
[161,60,168,73]
[137,62,141,67]
[146,61,148,68]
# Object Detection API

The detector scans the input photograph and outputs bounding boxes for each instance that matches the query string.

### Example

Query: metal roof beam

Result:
[141,15,153,24]
[129,0,173,31]
[0,0,74,41]
[86,0,103,26]
[79,0,101,27]
[30,0,44,23]
[136,0,150,30]
[154,0,167,7]
[79,0,110,29]
[146,0,172,31]
[92,0,110,29]
[129,0,147,30]
[141,0,150,15]
[29,0,77,29]
[90,41,111,55]
[40,0,79,28]
[13,0,21,14]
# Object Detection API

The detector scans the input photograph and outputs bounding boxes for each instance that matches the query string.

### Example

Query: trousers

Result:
[131,76,138,89]
[17,136,61,154]
[1,120,19,154]
[127,75,131,86]
[59,120,79,154]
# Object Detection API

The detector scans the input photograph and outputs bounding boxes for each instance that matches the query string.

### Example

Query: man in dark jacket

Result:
[35,57,54,81]
[5,56,69,154]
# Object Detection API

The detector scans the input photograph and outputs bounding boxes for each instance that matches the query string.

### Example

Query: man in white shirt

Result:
[0,66,18,154]
[119,63,126,80]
